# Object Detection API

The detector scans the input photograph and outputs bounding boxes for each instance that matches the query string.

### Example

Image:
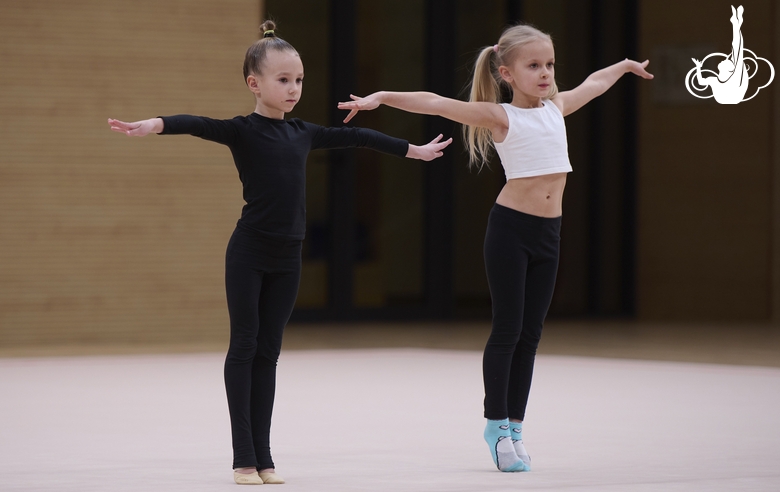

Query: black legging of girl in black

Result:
[482,203,561,421]
[223,225,302,470]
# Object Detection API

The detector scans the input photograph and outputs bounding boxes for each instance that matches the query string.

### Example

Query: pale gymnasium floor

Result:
[1,321,779,491]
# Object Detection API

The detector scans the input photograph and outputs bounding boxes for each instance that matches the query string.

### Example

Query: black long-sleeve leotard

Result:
[160,112,409,240]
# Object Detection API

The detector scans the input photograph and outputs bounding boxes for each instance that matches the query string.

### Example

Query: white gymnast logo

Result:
[684,5,774,104]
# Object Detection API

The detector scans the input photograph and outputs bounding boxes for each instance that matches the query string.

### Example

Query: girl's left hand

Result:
[338,93,382,123]
[107,117,162,136]
[626,59,654,79]
[407,134,453,161]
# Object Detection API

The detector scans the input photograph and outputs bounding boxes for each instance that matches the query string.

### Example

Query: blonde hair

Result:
[463,24,559,170]
[242,20,299,82]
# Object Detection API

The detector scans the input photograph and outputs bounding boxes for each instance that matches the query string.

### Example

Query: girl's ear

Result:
[247,75,261,95]
[498,66,513,84]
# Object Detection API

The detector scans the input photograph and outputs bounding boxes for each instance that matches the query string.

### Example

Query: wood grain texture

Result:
[0,1,261,345]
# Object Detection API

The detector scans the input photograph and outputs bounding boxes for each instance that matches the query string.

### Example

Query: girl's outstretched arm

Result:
[554,59,653,117]
[406,134,453,161]
[338,92,508,134]
[108,118,163,136]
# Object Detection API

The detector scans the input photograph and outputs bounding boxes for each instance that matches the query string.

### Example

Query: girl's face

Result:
[499,39,555,107]
[248,49,304,118]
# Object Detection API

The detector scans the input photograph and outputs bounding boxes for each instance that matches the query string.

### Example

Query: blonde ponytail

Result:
[463,46,501,170]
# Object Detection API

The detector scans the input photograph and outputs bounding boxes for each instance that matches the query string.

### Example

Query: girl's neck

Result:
[254,102,286,120]
[510,93,544,109]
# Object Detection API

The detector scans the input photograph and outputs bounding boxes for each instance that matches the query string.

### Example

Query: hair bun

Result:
[260,20,277,38]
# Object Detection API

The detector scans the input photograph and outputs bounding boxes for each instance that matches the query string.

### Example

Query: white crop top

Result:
[493,100,572,180]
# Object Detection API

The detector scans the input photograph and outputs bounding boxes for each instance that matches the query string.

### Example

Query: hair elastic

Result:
[492,44,499,53]
[263,30,275,38]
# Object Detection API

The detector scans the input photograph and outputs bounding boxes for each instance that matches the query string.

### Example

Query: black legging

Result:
[223,226,302,470]
[483,203,561,421]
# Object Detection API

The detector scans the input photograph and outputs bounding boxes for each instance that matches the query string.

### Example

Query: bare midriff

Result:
[495,172,567,218]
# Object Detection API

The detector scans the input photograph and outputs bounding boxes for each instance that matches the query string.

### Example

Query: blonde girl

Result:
[339,24,652,472]
[109,20,451,485]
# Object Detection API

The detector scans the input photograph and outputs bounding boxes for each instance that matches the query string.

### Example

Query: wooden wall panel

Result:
[0,1,260,345]
[637,0,773,320]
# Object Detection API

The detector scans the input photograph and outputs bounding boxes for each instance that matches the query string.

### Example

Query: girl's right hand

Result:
[406,134,453,161]
[625,59,654,79]
[338,93,382,123]
[107,117,163,136]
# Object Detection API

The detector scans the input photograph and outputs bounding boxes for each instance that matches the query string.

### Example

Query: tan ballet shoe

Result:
[234,470,264,485]
[259,472,285,484]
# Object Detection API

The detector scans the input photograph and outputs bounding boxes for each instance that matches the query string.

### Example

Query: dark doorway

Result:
[264,0,638,322]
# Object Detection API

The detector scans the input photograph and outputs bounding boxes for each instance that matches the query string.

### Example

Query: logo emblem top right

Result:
[685,5,774,104]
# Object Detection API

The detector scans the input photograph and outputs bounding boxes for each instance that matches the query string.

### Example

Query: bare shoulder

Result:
[549,95,566,115]
[460,100,509,129]
[485,102,509,134]
[433,98,508,135]
[489,103,510,143]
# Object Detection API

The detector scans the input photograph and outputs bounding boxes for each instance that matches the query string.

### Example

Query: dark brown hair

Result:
[242,20,299,82]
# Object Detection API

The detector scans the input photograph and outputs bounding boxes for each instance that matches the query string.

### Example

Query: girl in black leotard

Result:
[108,20,451,485]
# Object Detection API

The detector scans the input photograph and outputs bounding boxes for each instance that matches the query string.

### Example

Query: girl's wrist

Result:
[152,118,164,134]
[405,143,418,159]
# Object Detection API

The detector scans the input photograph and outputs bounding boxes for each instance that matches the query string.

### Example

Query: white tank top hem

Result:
[493,100,573,180]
